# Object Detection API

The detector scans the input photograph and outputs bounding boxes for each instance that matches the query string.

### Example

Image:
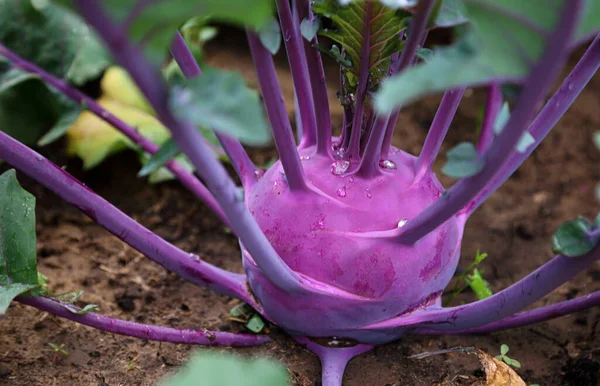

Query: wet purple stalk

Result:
[277,0,318,148]
[73,0,304,293]
[476,83,502,154]
[0,43,229,227]
[364,246,600,332]
[296,0,332,157]
[295,337,373,386]
[465,33,600,216]
[357,1,435,175]
[0,130,252,302]
[17,296,268,347]
[247,31,309,192]
[169,33,257,188]
[398,0,583,244]
[414,87,466,181]
[348,1,373,161]
[413,291,600,335]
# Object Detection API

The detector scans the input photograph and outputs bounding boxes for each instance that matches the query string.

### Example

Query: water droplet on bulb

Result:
[365,188,372,198]
[254,169,266,180]
[379,160,396,169]
[336,186,347,197]
[300,155,311,161]
[397,219,408,228]
[36,156,43,161]
[567,83,574,91]
[330,160,350,175]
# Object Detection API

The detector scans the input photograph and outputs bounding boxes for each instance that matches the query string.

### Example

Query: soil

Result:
[1,34,600,386]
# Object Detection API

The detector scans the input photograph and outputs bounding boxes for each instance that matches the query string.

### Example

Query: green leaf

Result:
[0,170,38,287]
[83,0,274,62]
[508,358,521,369]
[63,303,100,315]
[0,0,110,85]
[313,0,408,94]
[375,0,600,112]
[159,352,288,386]
[0,59,39,93]
[441,142,484,178]
[301,17,320,41]
[246,314,265,333]
[516,132,535,153]
[37,106,81,146]
[435,0,468,27]
[257,18,282,55]
[493,101,510,135]
[0,283,38,316]
[593,212,600,229]
[465,268,493,300]
[500,344,509,356]
[552,217,596,257]
[169,68,271,145]
[138,138,179,177]
[593,131,600,151]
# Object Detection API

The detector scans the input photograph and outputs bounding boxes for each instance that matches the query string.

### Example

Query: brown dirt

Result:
[1,36,600,386]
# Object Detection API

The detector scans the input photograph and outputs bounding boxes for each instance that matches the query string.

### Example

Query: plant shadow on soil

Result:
[1,33,599,386]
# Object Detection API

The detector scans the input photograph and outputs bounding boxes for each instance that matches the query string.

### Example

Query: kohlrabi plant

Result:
[1,0,600,384]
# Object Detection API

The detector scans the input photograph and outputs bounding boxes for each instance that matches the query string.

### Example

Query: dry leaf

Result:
[477,350,526,386]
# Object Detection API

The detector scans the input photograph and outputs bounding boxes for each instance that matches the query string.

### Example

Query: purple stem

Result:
[73,1,304,292]
[365,246,600,332]
[414,87,466,181]
[16,295,268,347]
[397,1,582,244]
[295,337,374,386]
[169,33,257,187]
[297,0,332,157]
[247,31,309,192]
[381,31,429,158]
[357,1,435,175]
[413,291,600,335]
[277,0,318,148]
[589,227,600,241]
[476,83,502,154]
[0,43,230,227]
[347,2,373,161]
[294,92,303,143]
[465,33,600,217]
[0,130,252,302]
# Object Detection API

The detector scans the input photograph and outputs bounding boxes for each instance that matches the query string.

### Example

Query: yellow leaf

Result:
[66,97,169,169]
[100,66,153,113]
[477,350,526,386]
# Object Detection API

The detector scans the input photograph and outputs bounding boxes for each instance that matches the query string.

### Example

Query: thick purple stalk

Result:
[17,295,268,347]
[73,1,304,292]
[169,33,257,187]
[347,2,374,160]
[413,291,600,335]
[295,337,373,386]
[276,0,318,148]
[0,130,252,302]
[297,0,332,157]
[589,227,600,241]
[476,83,502,154]
[414,87,466,181]
[247,31,309,192]
[465,33,600,216]
[364,246,599,332]
[0,43,230,227]
[397,1,582,244]
[357,2,435,175]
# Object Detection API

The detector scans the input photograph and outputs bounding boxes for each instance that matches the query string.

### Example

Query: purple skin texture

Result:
[2,0,600,384]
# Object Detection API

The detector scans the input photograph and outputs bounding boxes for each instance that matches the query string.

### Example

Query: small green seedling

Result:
[229,303,266,333]
[495,344,521,369]
[48,343,68,362]
[445,250,492,306]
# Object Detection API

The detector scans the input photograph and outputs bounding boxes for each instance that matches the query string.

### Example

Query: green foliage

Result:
[169,68,271,145]
[0,170,39,315]
[0,0,110,146]
[492,101,535,153]
[138,139,179,178]
[444,250,489,306]
[441,142,484,178]
[257,18,282,55]
[464,268,492,300]
[160,352,288,386]
[375,0,600,112]
[69,0,274,62]
[229,303,267,333]
[495,344,521,369]
[552,216,598,257]
[313,0,408,94]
